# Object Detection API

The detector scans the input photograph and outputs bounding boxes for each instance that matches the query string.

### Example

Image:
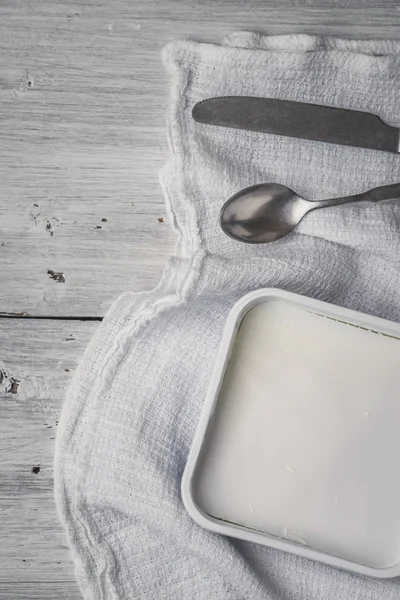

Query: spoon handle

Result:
[314,182,400,209]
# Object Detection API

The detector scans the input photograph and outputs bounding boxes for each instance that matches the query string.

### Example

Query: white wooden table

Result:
[2,1,400,597]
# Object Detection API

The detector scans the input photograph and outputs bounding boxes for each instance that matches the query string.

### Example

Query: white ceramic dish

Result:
[182,289,400,578]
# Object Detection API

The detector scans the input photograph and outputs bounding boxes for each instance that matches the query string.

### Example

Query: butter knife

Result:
[192,96,400,153]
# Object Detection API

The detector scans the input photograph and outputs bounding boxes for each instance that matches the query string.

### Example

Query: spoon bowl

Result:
[220,184,310,243]
[220,181,400,243]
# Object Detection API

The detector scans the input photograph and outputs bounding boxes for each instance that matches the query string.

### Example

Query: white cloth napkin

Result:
[55,33,400,599]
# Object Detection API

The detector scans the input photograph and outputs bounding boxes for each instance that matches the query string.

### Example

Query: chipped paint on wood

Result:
[0,318,97,594]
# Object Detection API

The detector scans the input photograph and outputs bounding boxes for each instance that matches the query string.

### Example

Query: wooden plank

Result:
[0,317,97,597]
[0,0,176,318]
[0,583,80,600]
[2,1,400,317]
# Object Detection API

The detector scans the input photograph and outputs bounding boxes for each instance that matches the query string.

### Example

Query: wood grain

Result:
[3,1,400,598]
[0,583,80,600]
[0,318,97,597]
[0,0,174,317]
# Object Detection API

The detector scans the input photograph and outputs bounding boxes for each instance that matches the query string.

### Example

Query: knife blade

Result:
[192,96,400,153]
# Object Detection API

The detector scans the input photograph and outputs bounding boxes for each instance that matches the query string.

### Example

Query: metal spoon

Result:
[220,182,400,243]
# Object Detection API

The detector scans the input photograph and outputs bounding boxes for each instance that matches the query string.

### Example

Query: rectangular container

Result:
[182,289,400,578]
